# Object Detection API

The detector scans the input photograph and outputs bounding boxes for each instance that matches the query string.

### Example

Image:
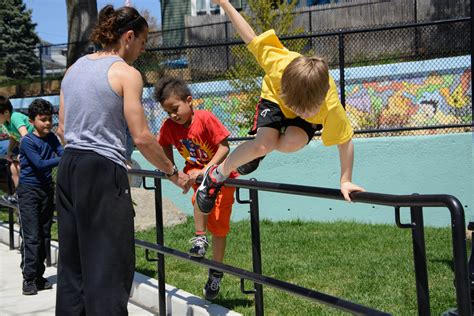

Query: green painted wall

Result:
[133,133,473,227]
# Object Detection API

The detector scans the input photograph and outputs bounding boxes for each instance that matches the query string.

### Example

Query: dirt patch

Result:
[131,188,188,231]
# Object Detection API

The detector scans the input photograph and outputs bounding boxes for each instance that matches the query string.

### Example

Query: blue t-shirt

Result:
[19,132,64,186]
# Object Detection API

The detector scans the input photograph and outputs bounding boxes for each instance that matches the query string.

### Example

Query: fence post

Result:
[410,206,430,315]
[225,21,230,71]
[338,32,346,108]
[154,177,166,316]
[249,185,264,316]
[39,46,44,95]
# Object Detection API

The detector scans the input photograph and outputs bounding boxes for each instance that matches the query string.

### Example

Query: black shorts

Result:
[249,98,322,143]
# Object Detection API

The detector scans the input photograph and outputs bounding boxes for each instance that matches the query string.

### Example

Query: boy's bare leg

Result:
[193,206,208,232]
[276,126,308,153]
[10,161,19,188]
[211,236,226,262]
[220,127,279,176]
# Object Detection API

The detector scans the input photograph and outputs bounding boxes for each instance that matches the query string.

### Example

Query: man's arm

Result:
[337,139,365,202]
[122,67,189,191]
[213,0,256,44]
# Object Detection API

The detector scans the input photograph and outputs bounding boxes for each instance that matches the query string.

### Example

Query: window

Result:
[191,0,224,16]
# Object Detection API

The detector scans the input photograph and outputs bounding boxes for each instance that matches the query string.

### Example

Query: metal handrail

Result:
[129,168,471,315]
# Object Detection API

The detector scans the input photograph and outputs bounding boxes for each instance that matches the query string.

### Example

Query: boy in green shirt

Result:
[0,95,34,204]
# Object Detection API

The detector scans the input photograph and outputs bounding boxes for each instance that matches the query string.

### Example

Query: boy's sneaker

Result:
[195,165,223,214]
[22,279,38,295]
[203,269,224,300]
[35,277,53,290]
[188,235,209,258]
[236,156,265,175]
[2,194,18,206]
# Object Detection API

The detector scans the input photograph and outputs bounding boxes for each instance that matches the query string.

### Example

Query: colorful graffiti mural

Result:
[345,66,472,131]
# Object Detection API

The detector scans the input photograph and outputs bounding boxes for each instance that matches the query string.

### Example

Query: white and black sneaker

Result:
[195,165,223,214]
[203,269,223,300]
[188,235,209,258]
[2,194,18,206]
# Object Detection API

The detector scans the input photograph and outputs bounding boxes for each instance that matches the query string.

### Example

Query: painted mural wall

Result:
[141,55,471,137]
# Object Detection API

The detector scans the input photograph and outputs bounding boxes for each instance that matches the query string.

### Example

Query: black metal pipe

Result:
[45,238,51,267]
[135,239,390,315]
[338,32,346,108]
[146,18,470,51]
[153,178,166,316]
[446,197,472,315]
[8,206,14,250]
[249,187,264,315]
[410,206,430,315]
[39,46,44,95]
[228,123,473,142]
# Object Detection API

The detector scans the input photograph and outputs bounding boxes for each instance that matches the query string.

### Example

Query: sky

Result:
[24,0,162,44]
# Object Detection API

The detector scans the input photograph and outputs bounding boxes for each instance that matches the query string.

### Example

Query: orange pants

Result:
[192,184,235,237]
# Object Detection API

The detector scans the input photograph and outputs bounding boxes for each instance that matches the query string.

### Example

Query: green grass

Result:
[135,218,462,315]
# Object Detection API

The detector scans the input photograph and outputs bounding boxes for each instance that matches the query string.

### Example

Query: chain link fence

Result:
[2,18,471,139]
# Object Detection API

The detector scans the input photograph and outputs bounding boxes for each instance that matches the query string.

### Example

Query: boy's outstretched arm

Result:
[337,140,365,202]
[213,0,256,44]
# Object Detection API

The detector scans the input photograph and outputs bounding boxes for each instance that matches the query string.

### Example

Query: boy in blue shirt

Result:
[18,98,64,295]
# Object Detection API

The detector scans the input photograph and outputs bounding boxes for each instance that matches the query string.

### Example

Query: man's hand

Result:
[340,181,365,202]
[169,171,191,194]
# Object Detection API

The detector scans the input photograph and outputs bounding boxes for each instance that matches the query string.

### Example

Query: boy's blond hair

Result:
[280,56,330,114]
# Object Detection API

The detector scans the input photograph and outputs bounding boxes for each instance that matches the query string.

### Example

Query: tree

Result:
[141,9,161,48]
[0,0,40,80]
[66,0,97,67]
[227,0,301,134]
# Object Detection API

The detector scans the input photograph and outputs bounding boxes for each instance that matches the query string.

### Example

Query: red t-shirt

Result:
[158,110,238,178]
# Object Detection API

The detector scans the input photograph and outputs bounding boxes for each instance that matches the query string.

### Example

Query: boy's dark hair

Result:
[154,76,192,104]
[28,98,53,120]
[0,95,13,114]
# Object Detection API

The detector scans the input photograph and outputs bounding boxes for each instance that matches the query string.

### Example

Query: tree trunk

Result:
[66,0,98,67]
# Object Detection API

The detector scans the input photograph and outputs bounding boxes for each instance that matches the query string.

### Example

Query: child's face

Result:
[31,114,52,137]
[0,110,10,125]
[161,95,193,127]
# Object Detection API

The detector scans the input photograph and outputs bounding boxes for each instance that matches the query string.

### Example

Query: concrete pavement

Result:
[0,243,155,315]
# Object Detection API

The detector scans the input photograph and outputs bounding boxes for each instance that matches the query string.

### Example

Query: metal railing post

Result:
[249,186,264,316]
[447,198,471,315]
[8,206,14,250]
[154,177,166,316]
[6,161,15,250]
[45,238,51,267]
[410,206,430,315]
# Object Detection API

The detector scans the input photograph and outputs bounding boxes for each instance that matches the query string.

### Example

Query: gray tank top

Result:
[61,55,128,168]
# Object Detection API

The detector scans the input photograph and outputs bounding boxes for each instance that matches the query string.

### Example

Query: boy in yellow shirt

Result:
[196,0,365,213]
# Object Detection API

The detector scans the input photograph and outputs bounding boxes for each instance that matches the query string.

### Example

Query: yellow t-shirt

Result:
[247,29,354,146]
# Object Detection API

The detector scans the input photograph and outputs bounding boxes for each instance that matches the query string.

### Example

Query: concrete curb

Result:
[0,221,241,316]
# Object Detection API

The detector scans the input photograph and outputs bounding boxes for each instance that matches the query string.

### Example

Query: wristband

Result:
[165,165,178,178]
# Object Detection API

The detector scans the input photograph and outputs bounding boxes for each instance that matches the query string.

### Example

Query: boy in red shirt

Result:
[155,76,238,300]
